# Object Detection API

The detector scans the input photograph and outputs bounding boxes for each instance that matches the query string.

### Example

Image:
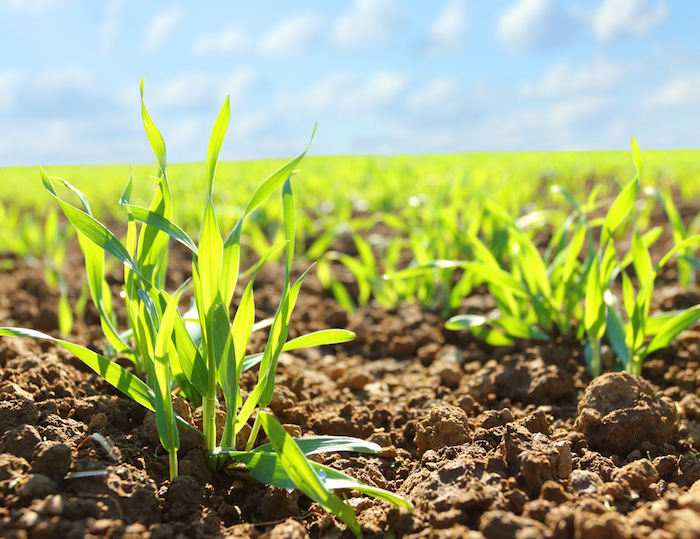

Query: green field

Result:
[3,149,700,236]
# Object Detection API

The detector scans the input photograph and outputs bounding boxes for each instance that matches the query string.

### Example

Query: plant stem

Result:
[245,413,262,451]
[169,449,178,480]
[589,337,601,377]
[203,347,217,471]
[628,354,643,376]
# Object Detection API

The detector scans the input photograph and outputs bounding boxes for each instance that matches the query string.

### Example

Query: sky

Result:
[0,0,699,166]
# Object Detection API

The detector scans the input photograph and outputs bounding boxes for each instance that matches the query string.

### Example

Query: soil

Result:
[2,215,700,539]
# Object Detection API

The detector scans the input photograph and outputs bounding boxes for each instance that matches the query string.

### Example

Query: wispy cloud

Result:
[587,0,668,42]
[222,68,259,107]
[498,0,578,53]
[305,72,411,116]
[150,73,218,111]
[142,7,182,54]
[193,26,250,55]
[334,0,404,51]
[0,68,106,116]
[260,14,325,56]
[421,0,467,56]
[520,58,641,98]
[407,78,464,116]
[644,73,700,109]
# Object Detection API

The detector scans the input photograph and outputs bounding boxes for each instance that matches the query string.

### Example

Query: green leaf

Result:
[124,205,198,255]
[632,228,652,286]
[601,177,639,247]
[224,451,414,511]
[619,226,664,269]
[57,293,73,336]
[514,232,551,300]
[621,271,636,320]
[604,292,629,367]
[464,262,530,299]
[80,235,132,358]
[214,436,381,457]
[562,220,586,284]
[171,312,208,396]
[445,314,489,330]
[232,242,289,380]
[258,264,315,408]
[282,178,295,276]
[220,126,315,310]
[585,253,606,339]
[140,78,167,176]
[644,310,688,335]
[212,303,235,402]
[206,97,230,196]
[241,329,356,372]
[493,316,550,341]
[644,306,700,357]
[550,185,581,214]
[258,413,362,539]
[154,285,189,461]
[41,169,145,283]
[631,135,643,178]
[470,325,514,346]
[197,199,223,319]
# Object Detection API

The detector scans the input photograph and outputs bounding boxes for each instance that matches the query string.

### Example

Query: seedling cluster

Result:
[0,82,412,538]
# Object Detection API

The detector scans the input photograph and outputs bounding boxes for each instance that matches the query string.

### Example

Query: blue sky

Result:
[0,0,698,165]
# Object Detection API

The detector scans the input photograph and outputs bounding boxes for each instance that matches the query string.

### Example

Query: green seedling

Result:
[0,81,412,537]
[42,208,75,335]
[605,235,700,375]
[644,186,700,289]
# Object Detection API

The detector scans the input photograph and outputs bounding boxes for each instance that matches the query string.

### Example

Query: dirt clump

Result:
[414,404,473,457]
[573,371,677,455]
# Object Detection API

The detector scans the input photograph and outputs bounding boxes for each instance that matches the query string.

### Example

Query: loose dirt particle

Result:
[612,458,659,491]
[0,424,41,459]
[268,518,309,539]
[31,441,72,481]
[16,474,57,501]
[479,510,549,539]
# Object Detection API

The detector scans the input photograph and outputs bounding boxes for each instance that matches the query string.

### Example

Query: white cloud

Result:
[422,0,467,56]
[407,78,464,116]
[303,72,410,115]
[520,58,640,98]
[589,0,667,42]
[334,0,404,51]
[548,96,611,127]
[302,73,355,110]
[498,0,578,53]
[344,72,410,110]
[100,0,123,53]
[644,74,700,109]
[194,26,250,55]
[0,68,105,116]
[141,8,182,54]
[222,68,259,107]
[260,14,325,56]
[150,73,217,110]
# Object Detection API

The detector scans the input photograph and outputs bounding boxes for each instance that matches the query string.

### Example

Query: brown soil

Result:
[1,225,700,539]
